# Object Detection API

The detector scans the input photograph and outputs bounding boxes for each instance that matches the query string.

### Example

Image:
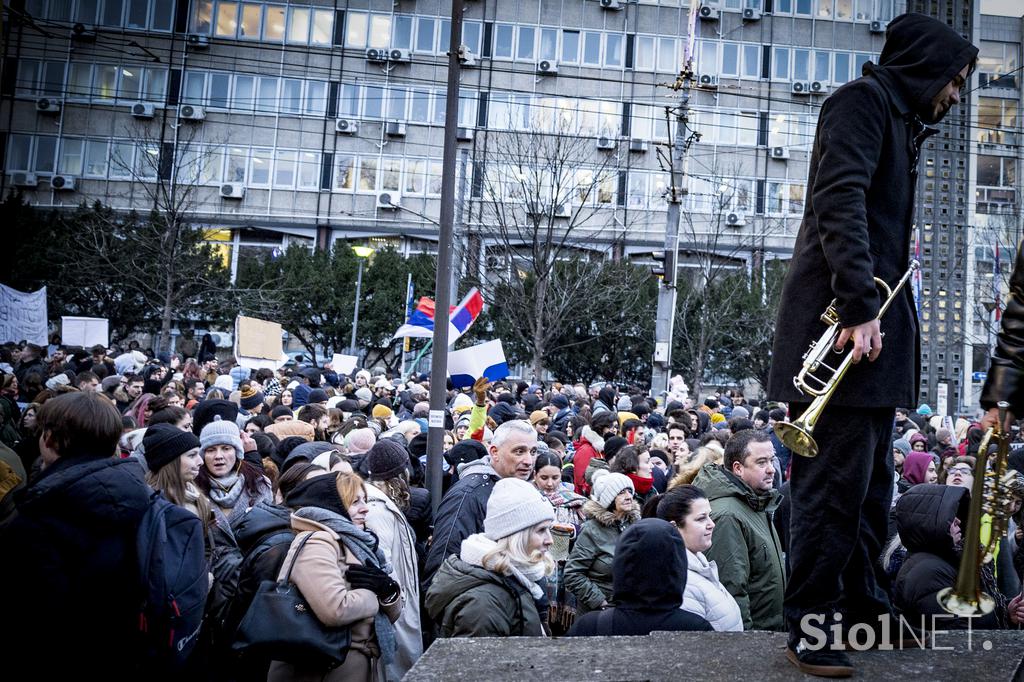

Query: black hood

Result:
[868,13,977,124]
[611,518,687,610]
[598,385,617,409]
[894,483,969,561]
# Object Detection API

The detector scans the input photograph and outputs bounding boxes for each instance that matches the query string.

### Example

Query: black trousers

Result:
[783,403,895,637]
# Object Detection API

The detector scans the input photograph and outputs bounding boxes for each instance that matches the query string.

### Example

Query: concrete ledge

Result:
[405,631,1024,681]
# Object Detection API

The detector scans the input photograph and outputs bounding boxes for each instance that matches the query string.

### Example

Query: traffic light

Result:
[651,249,677,287]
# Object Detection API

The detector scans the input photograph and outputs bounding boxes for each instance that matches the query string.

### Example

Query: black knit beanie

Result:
[366,438,410,480]
[143,423,201,472]
[285,472,348,517]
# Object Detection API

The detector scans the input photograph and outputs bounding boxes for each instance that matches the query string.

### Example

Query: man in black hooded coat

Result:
[566,518,712,636]
[765,13,978,677]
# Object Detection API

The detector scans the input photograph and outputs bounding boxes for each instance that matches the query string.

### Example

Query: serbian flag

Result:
[392,287,484,345]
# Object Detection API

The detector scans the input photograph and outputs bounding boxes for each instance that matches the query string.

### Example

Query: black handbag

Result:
[232,532,351,668]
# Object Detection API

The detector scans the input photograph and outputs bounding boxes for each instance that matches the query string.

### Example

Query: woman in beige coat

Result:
[269,472,402,682]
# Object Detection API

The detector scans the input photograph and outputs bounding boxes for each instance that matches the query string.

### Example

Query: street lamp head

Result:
[352,246,375,259]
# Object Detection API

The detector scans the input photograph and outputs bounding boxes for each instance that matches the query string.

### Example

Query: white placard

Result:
[61,316,108,348]
[0,284,47,345]
[428,410,445,428]
[331,354,359,375]
[935,382,948,419]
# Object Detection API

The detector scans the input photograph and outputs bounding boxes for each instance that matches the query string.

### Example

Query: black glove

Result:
[346,564,399,601]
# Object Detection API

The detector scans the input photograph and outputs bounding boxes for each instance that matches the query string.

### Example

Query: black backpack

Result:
[136,490,209,666]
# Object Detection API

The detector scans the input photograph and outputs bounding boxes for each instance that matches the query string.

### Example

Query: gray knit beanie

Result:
[484,478,555,541]
[592,472,635,509]
[366,438,410,480]
[199,416,243,461]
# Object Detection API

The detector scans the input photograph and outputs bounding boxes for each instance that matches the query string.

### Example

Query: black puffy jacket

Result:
[892,484,1003,629]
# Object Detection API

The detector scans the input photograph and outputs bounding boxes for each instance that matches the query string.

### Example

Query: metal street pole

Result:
[426,0,464,516]
[350,257,365,355]
[650,1,700,400]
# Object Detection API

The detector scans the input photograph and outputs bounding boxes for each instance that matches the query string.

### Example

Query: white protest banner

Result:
[0,284,48,345]
[61,316,109,348]
[331,354,359,375]
[448,340,510,389]
[234,315,288,369]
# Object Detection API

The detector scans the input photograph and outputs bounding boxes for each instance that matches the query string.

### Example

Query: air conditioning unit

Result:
[335,118,359,134]
[699,6,720,20]
[179,104,206,120]
[630,138,649,153]
[869,20,887,33]
[131,102,155,118]
[11,172,39,188]
[186,34,209,48]
[791,81,811,95]
[698,74,719,89]
[537,59,558,75]
[71,23,97,41]
[386,121,407,137]
[742,8,761,20]
[457,126,474,141]
[389,48,411,63]
[36,98,62,114]
[365,48,388,63]
[600,0,623,10]
[771,146,791,160]
[725,212,746,227]
[377,192,400,209]
[51,175,78,191]
[552,203,572,219]
[809,80,827,94]
[220,183,245,199]
[596,136,616,150]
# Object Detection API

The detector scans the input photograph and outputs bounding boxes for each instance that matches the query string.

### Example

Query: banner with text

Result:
[0,285,47,346]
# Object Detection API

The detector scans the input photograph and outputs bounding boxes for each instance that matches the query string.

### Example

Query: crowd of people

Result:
[0,338,1021,680]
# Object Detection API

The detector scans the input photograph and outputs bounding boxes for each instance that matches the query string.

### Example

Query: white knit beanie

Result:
[199,416,243,460]
[592,472,635,509]
[484,478,555,541]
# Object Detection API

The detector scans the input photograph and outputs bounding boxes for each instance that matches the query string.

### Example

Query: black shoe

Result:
[785,645,855,678]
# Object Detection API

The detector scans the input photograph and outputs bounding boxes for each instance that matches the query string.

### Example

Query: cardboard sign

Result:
[234,315,287,369]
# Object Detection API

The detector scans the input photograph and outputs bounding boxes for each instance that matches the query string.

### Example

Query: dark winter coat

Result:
[425,552,544,638]
[422,456,501,586]
[693,463,785,631]
[563,500,641,614]
[768,14,977,408]
[0,456,152,678]
[982,243,1024,413]
[567,519,712,636]
[229,502,295,630]
[892,483,1002,629]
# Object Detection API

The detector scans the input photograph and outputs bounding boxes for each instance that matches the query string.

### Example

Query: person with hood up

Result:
[425,477,555,637]
[893,483,1023,631]
[563,472,641,615]
[765,12,978,676]
[591,385,617,416]
[898,450,938,492]
[423,420,538,586]
[488,392,524,426]
[566,518,712,636]
[270,472,402,682]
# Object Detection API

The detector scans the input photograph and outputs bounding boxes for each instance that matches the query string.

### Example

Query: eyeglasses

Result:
[948,466,972,475]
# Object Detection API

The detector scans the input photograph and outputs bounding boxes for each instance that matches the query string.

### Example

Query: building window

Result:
[335,155,355,191]
[346,12,368,48]
[392,15,413,50]
[358,158,378,192]
[635,36,656,71]
[264,6,286,40]
[274,150,297,188]
[287,7,310,44]
[465,22,483,55]
[978,41,1019,89]
[773,47,789,80]
[518,26,536,61]
[250,148,272,185]
[416,18,435,52]
[239,3,262,39]
[562,30,580,63]
[298,152,319,189]
[583,32,602,66]
[214,1,238,38]
[977,98,1018,146]
[494,24,514,59]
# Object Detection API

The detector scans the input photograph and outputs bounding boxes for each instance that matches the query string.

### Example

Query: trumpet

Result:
[774,261,920,458]
[938,401,1021,616]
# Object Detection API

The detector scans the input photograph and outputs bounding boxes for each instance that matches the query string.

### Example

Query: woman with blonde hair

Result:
[426,478,556,637]
[669,444,724,488]
[141,423,212,524]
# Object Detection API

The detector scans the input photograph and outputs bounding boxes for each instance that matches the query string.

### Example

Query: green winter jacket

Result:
[425,555,544,637]
[563,500,641,614]
[692,463,785,631]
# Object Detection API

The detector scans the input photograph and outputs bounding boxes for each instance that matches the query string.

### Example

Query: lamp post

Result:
[350,246,375,355]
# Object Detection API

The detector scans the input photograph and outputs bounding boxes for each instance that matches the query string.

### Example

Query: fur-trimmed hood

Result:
[582,499,640,528]
[578,425,605,453]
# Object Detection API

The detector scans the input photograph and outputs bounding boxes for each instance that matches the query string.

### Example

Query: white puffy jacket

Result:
[682,549,744,631]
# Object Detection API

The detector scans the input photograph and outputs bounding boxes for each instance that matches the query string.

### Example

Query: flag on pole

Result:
[391,287,484,345]
[994,241,1002,322]
[403,275,414,353]
[448,340,510,388]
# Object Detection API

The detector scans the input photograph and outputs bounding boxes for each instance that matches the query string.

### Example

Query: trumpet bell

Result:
[936,586,995,617]
[774,421,819,458]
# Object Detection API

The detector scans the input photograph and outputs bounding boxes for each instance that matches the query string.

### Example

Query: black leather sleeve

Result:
[980,242,1024,412]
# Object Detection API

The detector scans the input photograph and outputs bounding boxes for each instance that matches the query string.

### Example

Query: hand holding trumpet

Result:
[835,319,882,364]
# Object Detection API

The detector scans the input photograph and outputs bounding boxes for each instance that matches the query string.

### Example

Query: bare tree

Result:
[671,161,789,396]
[473,114,644,378]
[72,118,230,350]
